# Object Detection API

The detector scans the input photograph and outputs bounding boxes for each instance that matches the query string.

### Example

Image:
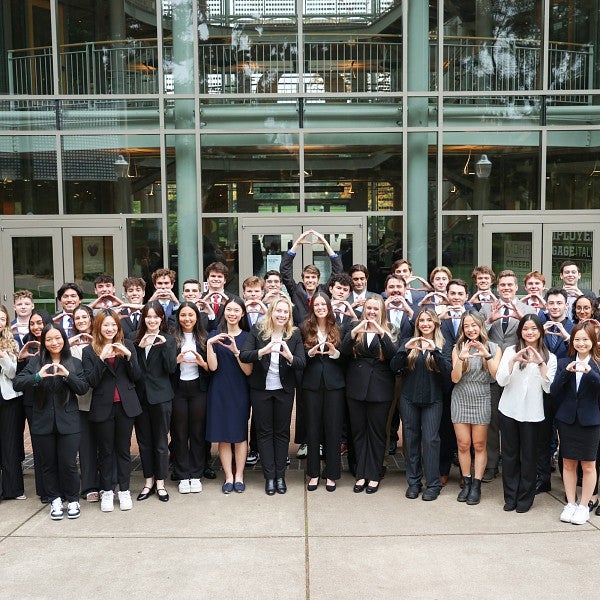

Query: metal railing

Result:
[7,36,594,101]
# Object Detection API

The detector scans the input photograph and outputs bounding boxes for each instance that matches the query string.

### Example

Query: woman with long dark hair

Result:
[0,305,25,500]
[391,308,451,501]
[82,309,141,512]
[240,296,305,496]
[496,314,556,513]
[14,324,88,520]
[301,292,345,492]
[342,296,397,495]
[550,322,600,525]
[206,298,252,493]
[17,309,52,503]
[171,302,210,495]
[134,301,177,502]
[69,304,99,503]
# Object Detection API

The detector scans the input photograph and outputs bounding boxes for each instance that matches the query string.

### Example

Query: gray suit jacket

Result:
[478,299,536,350]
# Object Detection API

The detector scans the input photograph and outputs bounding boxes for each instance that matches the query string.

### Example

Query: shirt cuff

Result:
[287,250,296,256]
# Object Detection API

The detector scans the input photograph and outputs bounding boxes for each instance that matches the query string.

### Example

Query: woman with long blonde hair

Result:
[341,295,397,494]
[0,305,25,500]
[450,310,501,504]
[240,296,306,496]
[391,308,452,501]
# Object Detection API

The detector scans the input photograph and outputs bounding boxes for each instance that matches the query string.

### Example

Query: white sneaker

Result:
[50,497,64,520]
[118,490,132,511]
[570,503,590,525]
[189,478,202,493]
[100,490,114,512]
[67,501,81,519]
[560,503,578,523]
[178,479,191,494]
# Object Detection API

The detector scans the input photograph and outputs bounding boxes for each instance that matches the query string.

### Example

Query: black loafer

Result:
[405,485,421,499]
[503,502,516,512]
[353,481,366,493]
[275,478,287,494]
[203,467,217,480]
[137,484,156,501]
[265,479,276,496]
[588,498,599,512]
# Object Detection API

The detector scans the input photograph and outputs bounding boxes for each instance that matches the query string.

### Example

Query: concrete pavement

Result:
[0,461,598,599]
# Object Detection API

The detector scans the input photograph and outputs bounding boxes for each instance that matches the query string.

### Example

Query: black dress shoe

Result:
[595,503,600,516]
[325,483,336,492]
[353,481,366,493]
[388,442,397,455]
[137,484,156,501]
[535,480,551,494]
[405,485,422,499]
[515,505,531,513]
[203,467,217,480]
[587,498,599,512]
[365,482,380,494]
[306,479,319,492]
[422,487,440,501]
[156,487,169,502]
[503,502,516,512]
[275,478,287,494]
[265,479,276,496]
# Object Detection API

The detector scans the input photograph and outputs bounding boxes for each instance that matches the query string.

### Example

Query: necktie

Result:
[132,312,139,329]
[67,316,74,336]
[453,318,459,336]
[212,294,220,315]
[502,306,510,333]
[337,313,343,325]
[392,310,402,328]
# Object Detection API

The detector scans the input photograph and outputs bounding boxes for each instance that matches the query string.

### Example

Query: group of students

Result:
[0,229,599,526]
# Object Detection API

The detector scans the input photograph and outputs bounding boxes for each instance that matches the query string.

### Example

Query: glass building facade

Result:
[1,1,599,310]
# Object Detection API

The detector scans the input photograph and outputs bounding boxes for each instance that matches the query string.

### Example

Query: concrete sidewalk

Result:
[0,463,598,600]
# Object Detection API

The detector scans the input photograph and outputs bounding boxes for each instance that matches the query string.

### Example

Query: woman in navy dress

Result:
[206,298,252,493]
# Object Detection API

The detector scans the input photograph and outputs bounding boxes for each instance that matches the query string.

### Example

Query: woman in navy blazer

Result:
[240,296,306,495]
[133,301,177,502]
[341,295,397,494]
[14,324,89,520]
[82,309,141,512]
[301,292,346,492]
[550,321,600,525]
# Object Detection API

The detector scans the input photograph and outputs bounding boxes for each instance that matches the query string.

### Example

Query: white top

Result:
[180,332,199,381]
[575,354,590,391]
[266,336,283,391]
[0,352,21,400]
[497,345,557,422]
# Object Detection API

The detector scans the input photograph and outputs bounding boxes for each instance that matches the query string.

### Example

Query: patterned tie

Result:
[502,306,510,333]
[67,316,74,337]
[212,294,221,315]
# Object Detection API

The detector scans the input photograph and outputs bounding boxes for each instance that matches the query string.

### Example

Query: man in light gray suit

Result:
[478,270,536,482]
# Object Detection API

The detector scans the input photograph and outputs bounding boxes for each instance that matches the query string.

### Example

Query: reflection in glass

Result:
[442,215,477,286]
[11,237,55,313]
[71,236,114,296]
[491,232,532,293]
[313,233,354,281]
[366,215,402,293]
[250,233,296,278]
[202,217,239,293]
[550,231,593,290]
[127,218,164,299]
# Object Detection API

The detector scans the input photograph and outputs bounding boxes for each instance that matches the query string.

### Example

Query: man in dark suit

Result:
[391,258,431,308]
[120,277,146,340]
[53,283,84,337]
[559,260,593,312]
[536,287,574,494]
[200,261,241,324]
[148,268,179,322]
[280,229,343,326]
[348,264,378,319]
[328,272,357,327]
[478,269,536,482]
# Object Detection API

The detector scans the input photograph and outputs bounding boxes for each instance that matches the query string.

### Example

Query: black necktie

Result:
[502,306,509,333]
[132,312,139,329]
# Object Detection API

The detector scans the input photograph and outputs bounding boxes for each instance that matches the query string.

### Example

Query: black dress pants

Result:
[536,393,556,485]
[0,397,25,498]
[33,429,80,503]
[251,388,294,479]
[79,410,99,495]
[171,379,207,479]
[93,402,135,491]
[24,404,46,499]
[499,413,540,511]
[135,399,172,481]
[347,397,391,482]
[304,386,345,481]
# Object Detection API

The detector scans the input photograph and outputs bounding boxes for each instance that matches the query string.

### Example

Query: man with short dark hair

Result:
[54,283,84,337]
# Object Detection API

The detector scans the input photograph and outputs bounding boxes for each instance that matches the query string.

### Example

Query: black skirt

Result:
[558,419,600,461]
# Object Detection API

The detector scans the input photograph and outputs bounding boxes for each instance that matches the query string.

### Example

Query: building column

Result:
[406,1,430,277]
[173,0,199,283]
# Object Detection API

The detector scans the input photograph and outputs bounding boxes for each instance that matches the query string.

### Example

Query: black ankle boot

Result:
[467,478,481,505]
[457,476,472,502]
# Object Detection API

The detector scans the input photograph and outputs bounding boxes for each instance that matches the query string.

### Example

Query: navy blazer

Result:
[239,328,306,394]
[550,358,600,426]
[340,324,397,402]
[543,318,573,360]
[134,333,177,404]
[14,356,89,435]
[82,340,142,422]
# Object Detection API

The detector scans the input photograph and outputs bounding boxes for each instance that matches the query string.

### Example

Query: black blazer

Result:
[14,356,89,435]
[120,310,142,340]
[239,328,306,394]
[134,333,177,404]
[340,324,397,402]
[82,340,142,422]
[391,340,453,406]
[170,340,210,393]
[550,358,600,427]
[301,326,346,392]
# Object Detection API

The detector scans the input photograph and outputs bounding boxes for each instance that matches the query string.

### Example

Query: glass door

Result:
[479,220,542,293]
[238,216,365,291]
[0,228,63,314]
